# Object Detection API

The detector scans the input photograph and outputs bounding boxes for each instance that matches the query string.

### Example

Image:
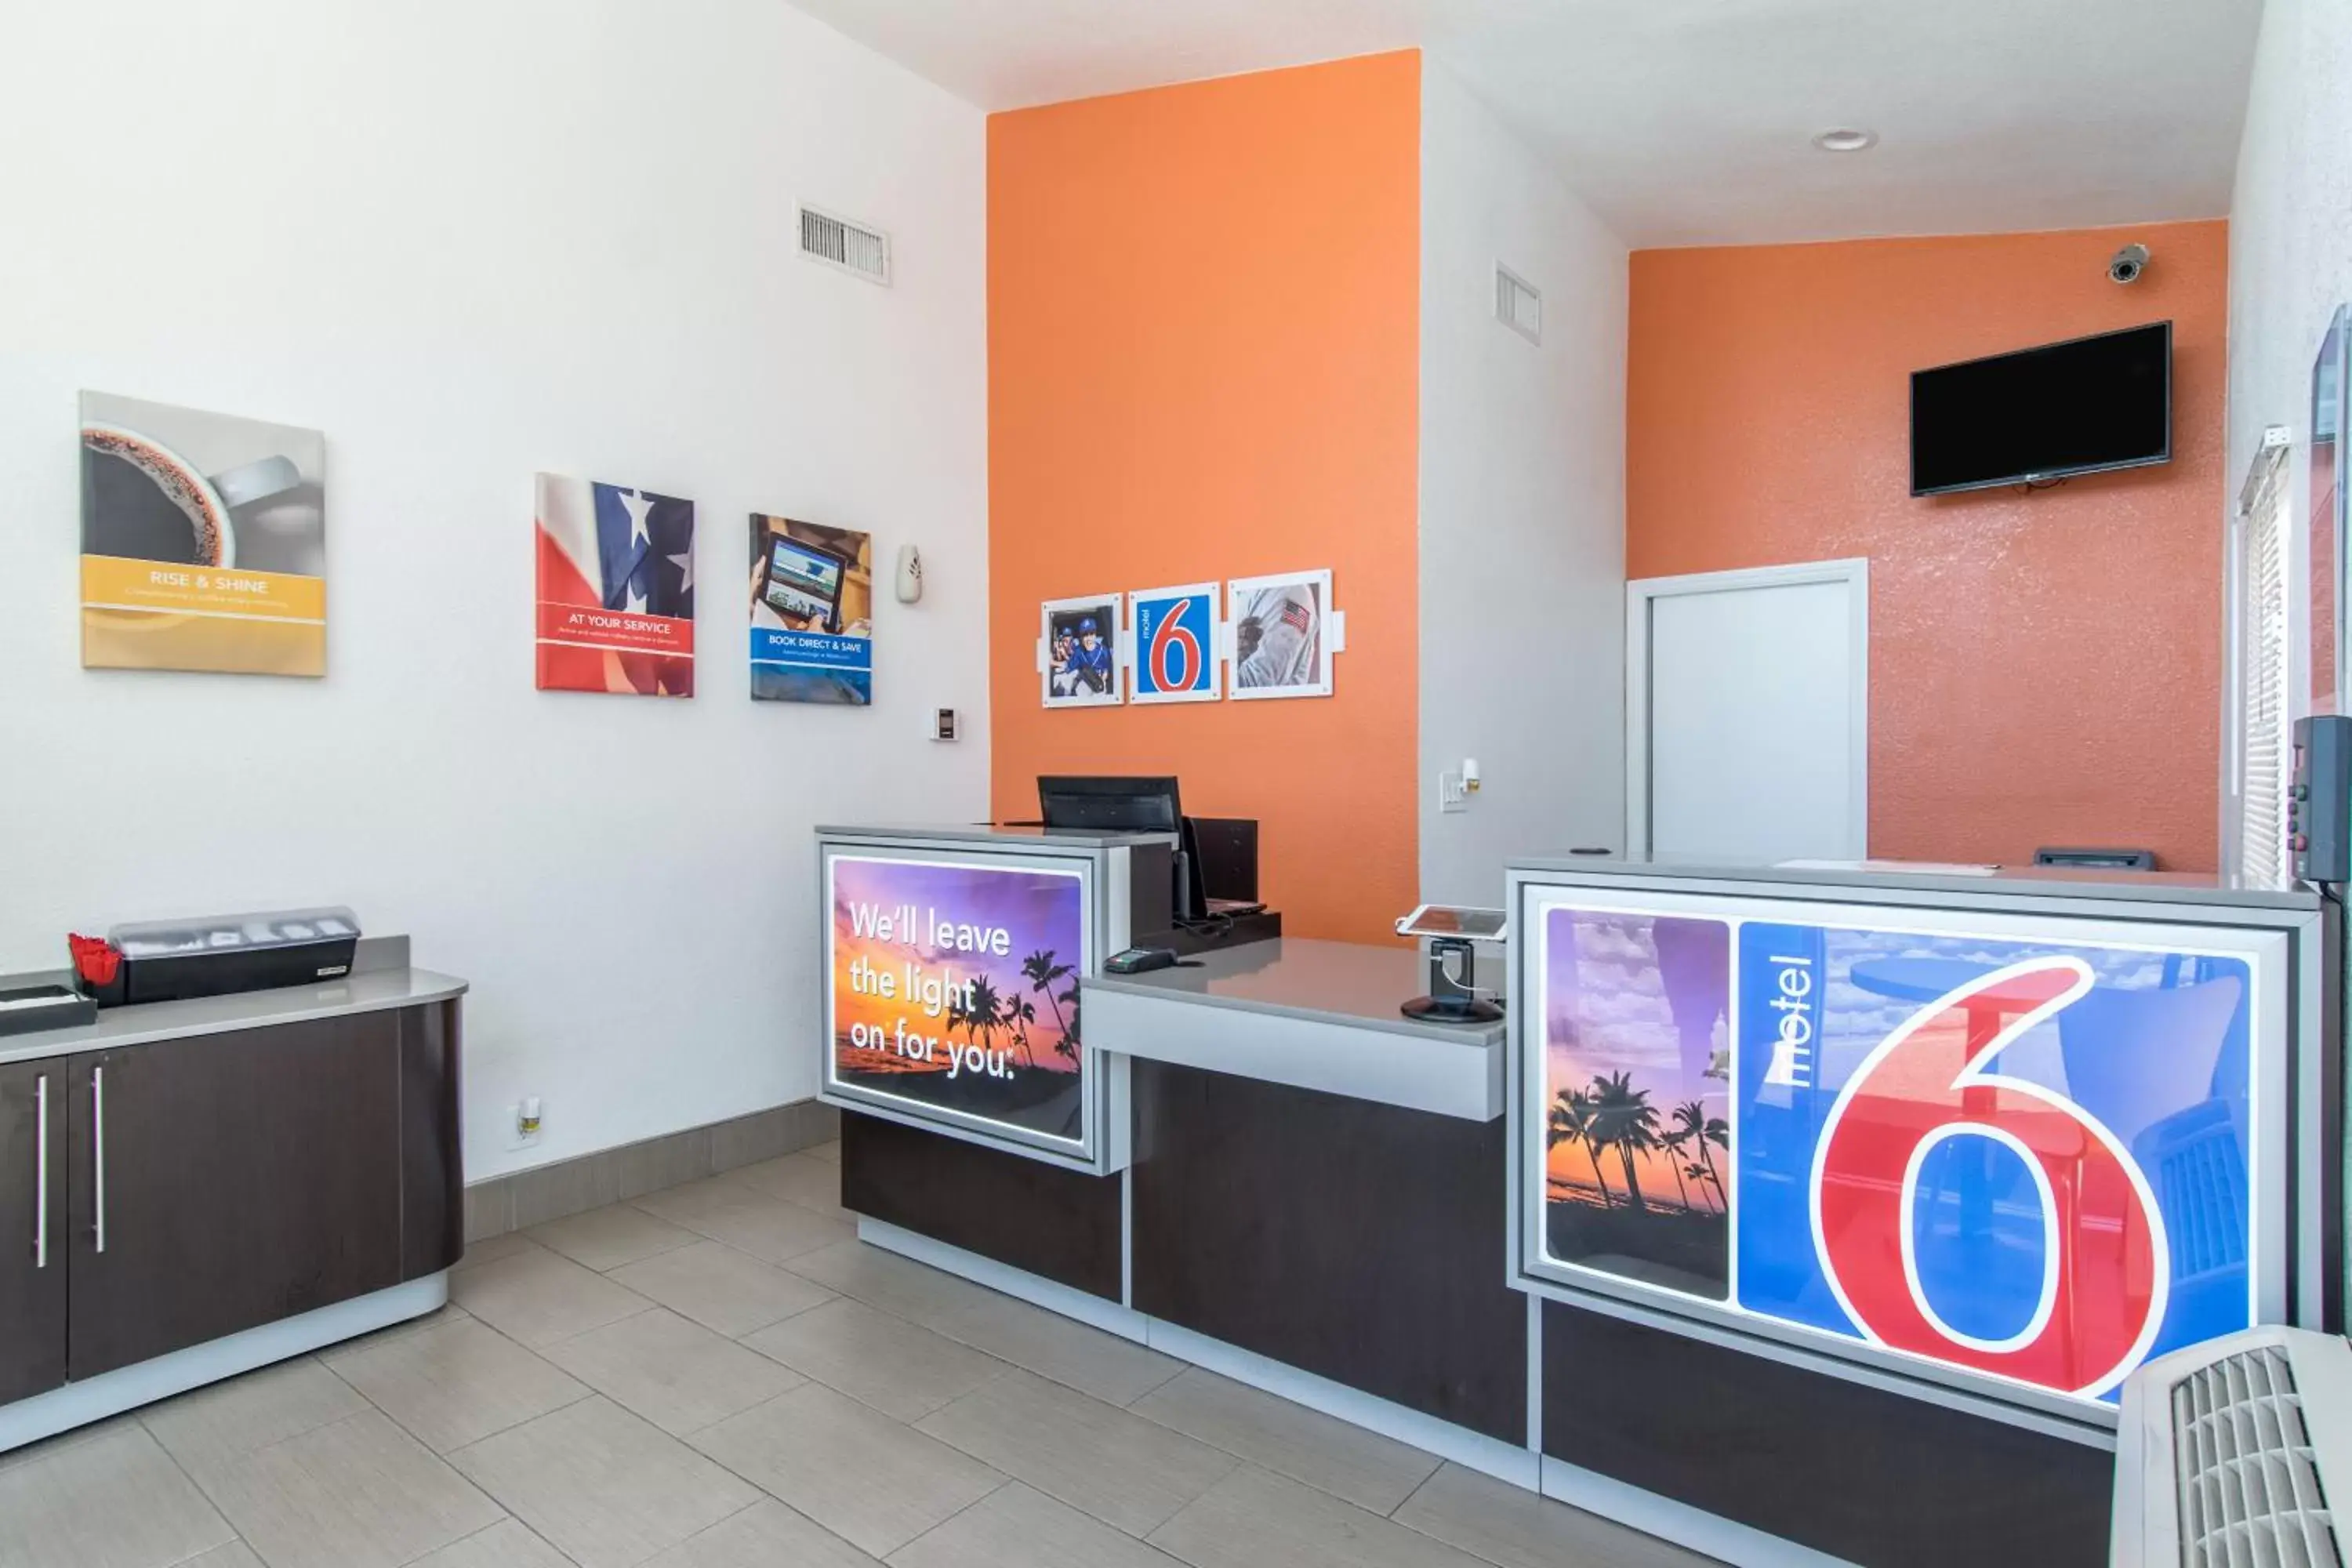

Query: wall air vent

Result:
[800,204,891,286]
[1495,262,1541,345]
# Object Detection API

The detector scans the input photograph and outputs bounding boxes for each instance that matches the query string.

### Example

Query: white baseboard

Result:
[1543,1457,1864,1568]
[1142,1318,1540,1490]
[0,1274,448,1454]
[858,1219,1149,1342]
[861,1218,1530,1483]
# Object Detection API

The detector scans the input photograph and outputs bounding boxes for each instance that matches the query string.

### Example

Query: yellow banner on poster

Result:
[81,556,326,622]
[80,555,327,677]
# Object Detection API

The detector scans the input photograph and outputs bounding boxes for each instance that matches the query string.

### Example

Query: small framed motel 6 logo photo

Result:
[1127,583,1222,704]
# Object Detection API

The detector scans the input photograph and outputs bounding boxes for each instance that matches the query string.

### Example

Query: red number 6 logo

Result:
[1809,956,2169,1396]
[1149,601,1201,692]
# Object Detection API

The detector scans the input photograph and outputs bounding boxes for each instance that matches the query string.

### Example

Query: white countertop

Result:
[1082,938,1505,1121]
[1085,936,1505,1044]
[0,936,466,1066]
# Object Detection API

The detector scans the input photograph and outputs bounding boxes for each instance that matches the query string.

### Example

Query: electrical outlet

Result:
[1439,770,1468,814]
[507,1098,543,1151]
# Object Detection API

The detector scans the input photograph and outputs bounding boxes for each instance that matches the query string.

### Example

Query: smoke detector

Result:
[1812,129,1878,152]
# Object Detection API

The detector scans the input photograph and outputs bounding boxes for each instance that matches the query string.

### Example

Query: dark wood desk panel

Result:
[840,1111,1124,1301]
[1130,1062,1526,1443]
[1541,1301,2113,1568]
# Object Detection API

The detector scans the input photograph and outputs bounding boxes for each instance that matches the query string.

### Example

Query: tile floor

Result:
[0,1143,1722,1568]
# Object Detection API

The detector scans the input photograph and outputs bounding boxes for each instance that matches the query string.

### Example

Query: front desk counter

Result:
[837,936,1530,1443]
[828,851,2334,1568]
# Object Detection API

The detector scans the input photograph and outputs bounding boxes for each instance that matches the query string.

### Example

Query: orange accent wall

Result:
[987,53,1422,941]
[1628,222,2228,870]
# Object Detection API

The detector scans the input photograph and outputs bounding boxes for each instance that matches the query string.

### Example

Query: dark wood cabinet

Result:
[0,1062,68,1406]
[398,1002,465,1281]
[66,1014,405,1380]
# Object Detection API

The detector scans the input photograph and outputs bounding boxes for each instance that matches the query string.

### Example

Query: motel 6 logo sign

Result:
[1808,957,2165,1396]
[1130,586,1219,702]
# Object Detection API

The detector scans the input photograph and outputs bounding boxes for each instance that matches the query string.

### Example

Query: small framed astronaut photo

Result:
[1227,569,1339,700]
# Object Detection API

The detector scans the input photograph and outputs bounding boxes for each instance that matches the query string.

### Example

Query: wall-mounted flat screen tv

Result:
[1910,321,2172,496]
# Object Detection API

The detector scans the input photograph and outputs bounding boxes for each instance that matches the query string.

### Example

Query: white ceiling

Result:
[786,0,2265,248]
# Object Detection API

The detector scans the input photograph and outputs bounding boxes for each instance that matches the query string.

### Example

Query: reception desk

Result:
[1503,857,2332,1567]
[818,830,2336,1568]
[834,931,1526,1445]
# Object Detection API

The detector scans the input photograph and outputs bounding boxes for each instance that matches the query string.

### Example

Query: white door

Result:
[1628,561,1867,864]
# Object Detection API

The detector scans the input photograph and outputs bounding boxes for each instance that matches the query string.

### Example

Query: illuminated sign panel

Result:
[1519,888,2284,1410]
[825,849,1097,1160]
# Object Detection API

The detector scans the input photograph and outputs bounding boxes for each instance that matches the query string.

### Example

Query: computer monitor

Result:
[1036,775,1183,834]
[1186,818,1258,903]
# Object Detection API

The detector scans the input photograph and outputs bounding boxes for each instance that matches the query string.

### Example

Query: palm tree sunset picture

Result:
[829,855,1088,1142]
[1543,908,1733,1300]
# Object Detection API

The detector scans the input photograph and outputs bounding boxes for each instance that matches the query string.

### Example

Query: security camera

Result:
[2108,243,2150,285]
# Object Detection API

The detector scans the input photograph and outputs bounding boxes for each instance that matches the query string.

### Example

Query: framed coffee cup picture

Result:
[79,391,328,677]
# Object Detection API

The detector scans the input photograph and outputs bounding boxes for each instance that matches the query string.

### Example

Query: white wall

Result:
[0,0,989,1179]
[1417,60,1629,906]
[2228,0,2352,1265]
[2227,0,2352,481]
[2221,0,2352,875]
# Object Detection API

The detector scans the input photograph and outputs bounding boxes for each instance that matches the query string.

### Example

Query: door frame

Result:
[1625,557,1871,862]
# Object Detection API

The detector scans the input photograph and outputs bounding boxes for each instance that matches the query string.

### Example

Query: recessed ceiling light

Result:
[1813,129,1878,152]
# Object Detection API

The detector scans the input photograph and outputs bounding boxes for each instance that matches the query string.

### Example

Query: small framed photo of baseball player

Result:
[1128,582,1222,704]
[1227,569,1340,699]
[1039,593,1125,708]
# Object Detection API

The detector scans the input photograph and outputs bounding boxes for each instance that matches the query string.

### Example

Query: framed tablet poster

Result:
[750,514,873,705]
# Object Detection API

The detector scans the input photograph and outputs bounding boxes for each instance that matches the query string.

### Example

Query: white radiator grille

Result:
[799,205,891,285]
[2172,1345,2342,1568]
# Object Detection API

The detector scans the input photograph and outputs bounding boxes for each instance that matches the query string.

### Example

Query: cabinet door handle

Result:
[32,1074,47,1270]
[91,1066,105,1255]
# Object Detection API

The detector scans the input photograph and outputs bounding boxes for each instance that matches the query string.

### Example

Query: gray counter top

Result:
[0,935,466,1066]
[818,823,1176,850]
[1508,855,2322,911]
[1087,938,1505,1044]
[1083,938,1505,1120]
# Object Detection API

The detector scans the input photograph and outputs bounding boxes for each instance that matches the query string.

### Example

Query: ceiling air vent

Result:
[800,204,891,286]
[1495,263,1541,345]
